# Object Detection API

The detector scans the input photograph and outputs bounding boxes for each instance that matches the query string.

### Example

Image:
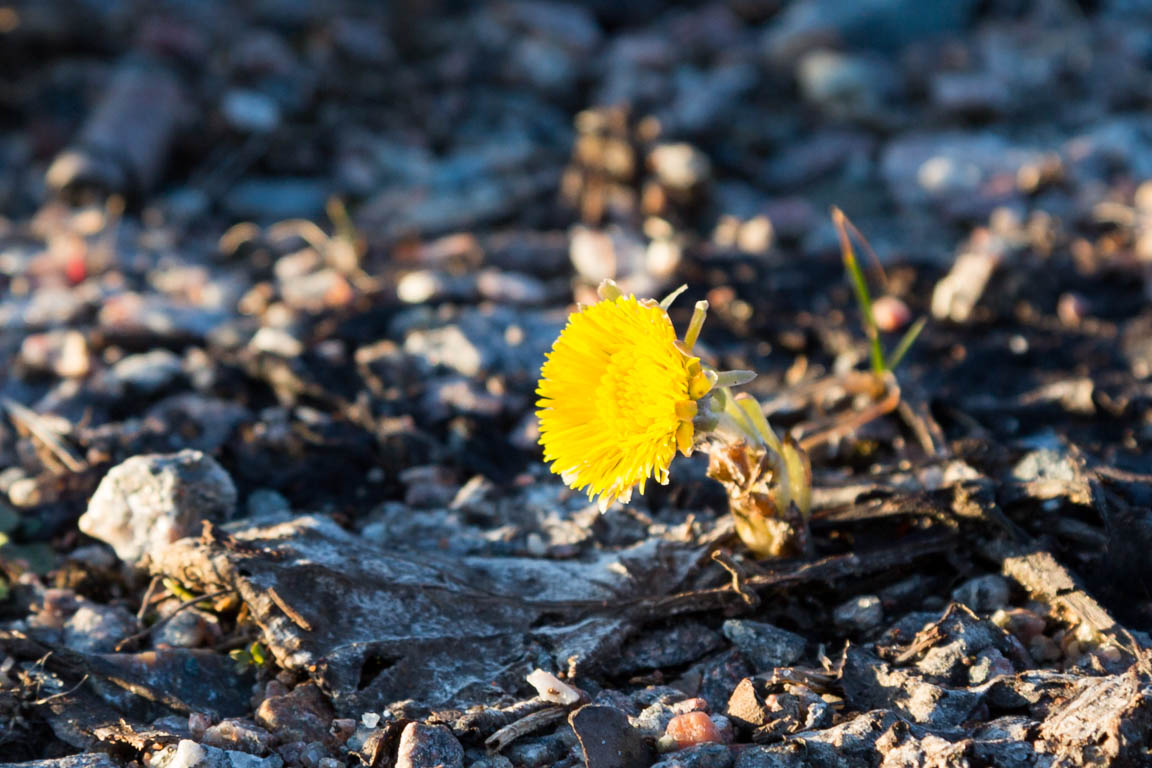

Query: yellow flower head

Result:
[536,292,712,510]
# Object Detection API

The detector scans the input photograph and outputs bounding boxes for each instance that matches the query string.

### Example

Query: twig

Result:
[798,375,902,451]
[896,399,940,456]
[114,588,235,651]
[711,550,759,608]
[485,706,569,752]
[268,587,314,632]
[31,674,89,705]
[135,576,162,625]
[1,399,86,473]
[641,534,958,620]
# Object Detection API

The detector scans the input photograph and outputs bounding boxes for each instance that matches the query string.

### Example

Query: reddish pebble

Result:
[665,711,722,749]
[65,252,87,284]
[872,295,912,333]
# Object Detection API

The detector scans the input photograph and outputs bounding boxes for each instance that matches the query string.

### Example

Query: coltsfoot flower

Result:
[536,285,711,510]
[537,281,810,559]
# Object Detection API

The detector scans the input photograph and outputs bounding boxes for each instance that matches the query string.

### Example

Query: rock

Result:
[732,745,805,768]
[0,755,119,768]
[790,709,903,767]
[931,72,1011,118]
[729,677,832,743]
[881,133,1041,216]
[508,1,602,52]
[970,716,1040,768]
[153,608,221,648]
[202,719,273,755]
[760,131,874,189]
[221,89,281,134]
[874,731,971,767]
[79,450,236,564]
[249,327,304,358]
[795,50,895,120]
[725,678,773,732]
[569,705,653,768]
[149,739,283,768]
[508,37,579,96]
[395,723,464,768]
[951,575,1012,613]
[763,0,978,61]
[569,226,646,285]
[911,605,1028,685]
[62,602,136,653]
[255,683,334,744]
[110,348,183,394]
[526,668,583,706]
[665,711,723,749]
[720,620,805,672]
[396,270,477,304]
[403,325,485,377]
[842,646,983,729]
[614,621,725,675]
[46,60,185,200]
[968,647,1015,686]
[871,296,912,333]
[476,269,548,305]
[224,178,329,220]
[1037,671,1152,766]
[468,757,514,768]
[246,489,291,520]
[652,743,732,768]
[504,734,568,768]
[833,595,884,633]
[279,268,354,312]
[649,143,711,192]
[630,693,705,740]
[18,329,90,378]
[144,394,251,454]
[930,249,1002,323]
[691,650,754,715]
[154,516,698,714]
[99,293,228,341]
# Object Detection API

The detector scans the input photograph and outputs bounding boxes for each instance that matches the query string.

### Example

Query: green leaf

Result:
[832,208,886,374]
[887,316,927,371]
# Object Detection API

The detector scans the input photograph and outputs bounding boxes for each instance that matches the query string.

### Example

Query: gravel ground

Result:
[2,1,1152,767]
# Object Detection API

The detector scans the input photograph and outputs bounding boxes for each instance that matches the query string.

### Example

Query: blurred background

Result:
[6,4,1152,762]
[1,0,1151,540]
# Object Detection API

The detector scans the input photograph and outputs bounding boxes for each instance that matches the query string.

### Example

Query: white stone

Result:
[79,450,236,565]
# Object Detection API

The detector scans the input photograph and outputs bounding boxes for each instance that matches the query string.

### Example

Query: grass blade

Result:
[886,315,927,371]
[832,207,885,374]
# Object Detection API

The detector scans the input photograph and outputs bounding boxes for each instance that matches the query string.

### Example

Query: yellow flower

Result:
[536,293,712,510]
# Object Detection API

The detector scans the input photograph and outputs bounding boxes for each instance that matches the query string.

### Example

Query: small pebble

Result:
[951,574,1012,613]
[1057,292,1090,327]
[395,723,464,768]
[992,608,1047,643]
[188,712,212,739]
[872,295,912,333]
[1029,634,1062,663]
[666,711,722,750]
[526,668,582,706]
[833,595,884,632]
